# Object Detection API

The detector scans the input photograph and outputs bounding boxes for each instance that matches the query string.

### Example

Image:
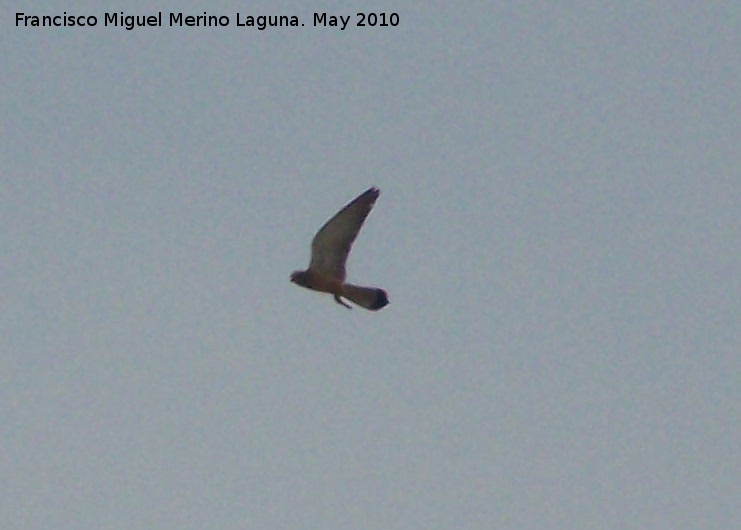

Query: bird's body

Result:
[290,187,389,310]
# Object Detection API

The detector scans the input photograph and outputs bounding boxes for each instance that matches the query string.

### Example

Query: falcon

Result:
[290,187,389,310]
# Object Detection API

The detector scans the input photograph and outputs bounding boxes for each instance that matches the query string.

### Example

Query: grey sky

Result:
[2,2,739,529]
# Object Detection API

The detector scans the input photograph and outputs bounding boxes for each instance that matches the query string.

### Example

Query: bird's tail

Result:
[341,284,389,311]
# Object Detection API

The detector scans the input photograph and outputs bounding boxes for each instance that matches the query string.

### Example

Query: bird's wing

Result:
[309,187,380,281]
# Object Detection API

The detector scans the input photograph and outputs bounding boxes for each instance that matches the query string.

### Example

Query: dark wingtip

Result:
[369,289,389,310]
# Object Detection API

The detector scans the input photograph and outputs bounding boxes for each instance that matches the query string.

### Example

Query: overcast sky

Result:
[2,2,739,529]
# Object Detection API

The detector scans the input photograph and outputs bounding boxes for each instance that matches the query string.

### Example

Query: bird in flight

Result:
[290,187,389,310]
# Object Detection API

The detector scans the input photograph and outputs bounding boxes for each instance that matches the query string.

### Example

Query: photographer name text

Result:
[15,11,400,31]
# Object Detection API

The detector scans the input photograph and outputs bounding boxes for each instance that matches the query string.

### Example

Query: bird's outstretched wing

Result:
[309,187,380,281]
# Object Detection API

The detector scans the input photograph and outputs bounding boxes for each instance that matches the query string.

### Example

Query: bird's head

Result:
[290,270,308,287]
